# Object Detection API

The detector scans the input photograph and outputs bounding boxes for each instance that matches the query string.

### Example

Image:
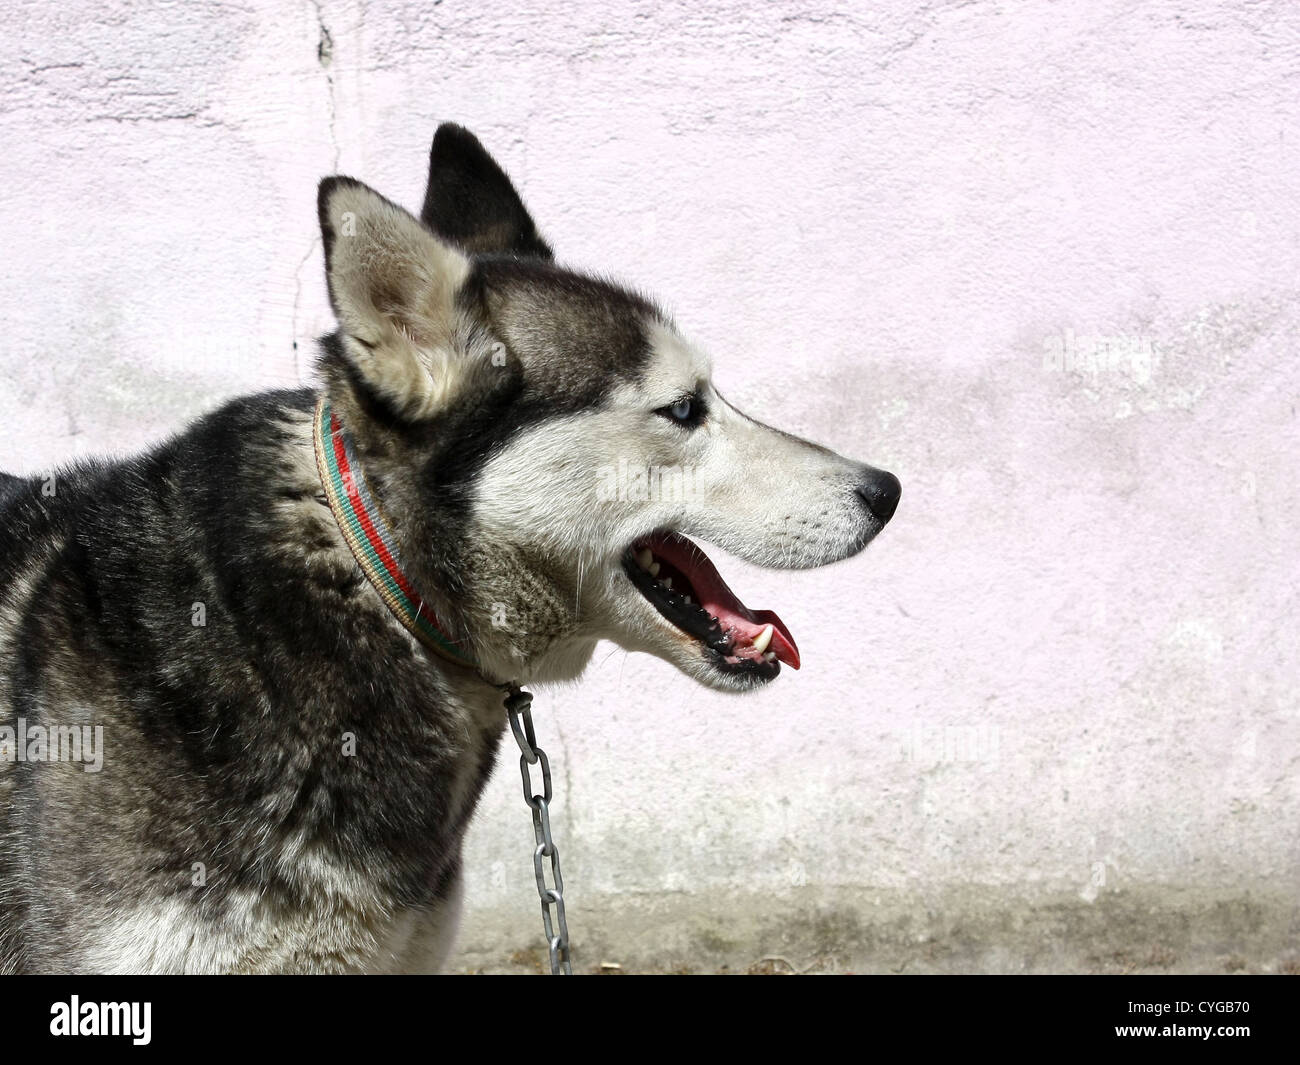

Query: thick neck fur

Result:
[318,343,597,688]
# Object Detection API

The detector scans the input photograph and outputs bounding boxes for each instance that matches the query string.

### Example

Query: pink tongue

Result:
[646,533,801,669]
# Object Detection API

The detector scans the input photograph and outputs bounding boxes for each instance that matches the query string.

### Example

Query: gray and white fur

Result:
[0,124,899,973]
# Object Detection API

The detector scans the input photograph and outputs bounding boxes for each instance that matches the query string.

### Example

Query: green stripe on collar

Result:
[312,397,481,672]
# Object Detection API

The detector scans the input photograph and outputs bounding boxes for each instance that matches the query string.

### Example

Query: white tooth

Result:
[636,548,653,570]
[648,562,660,577]
[683,595,692,605]
[660,577,673,590]
[751,624,774,655]
[763,651,776,662]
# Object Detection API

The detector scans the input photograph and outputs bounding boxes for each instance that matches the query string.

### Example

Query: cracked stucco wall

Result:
[0,1,1296,973]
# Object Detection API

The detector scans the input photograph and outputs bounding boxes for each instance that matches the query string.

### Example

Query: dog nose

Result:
[857,469,901,523]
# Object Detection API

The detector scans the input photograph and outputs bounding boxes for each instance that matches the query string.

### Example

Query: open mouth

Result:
[621,531,800,680]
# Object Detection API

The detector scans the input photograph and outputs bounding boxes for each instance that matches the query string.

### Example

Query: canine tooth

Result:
[649,562,660,577]
[751,624,774,655]
[636,548,653,570]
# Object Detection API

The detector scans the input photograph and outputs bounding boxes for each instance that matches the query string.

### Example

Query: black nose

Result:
[857,469,901,523]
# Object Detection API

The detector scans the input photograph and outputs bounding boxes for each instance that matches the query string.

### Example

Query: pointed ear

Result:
[419,122,554,260]
[319,176,477,420]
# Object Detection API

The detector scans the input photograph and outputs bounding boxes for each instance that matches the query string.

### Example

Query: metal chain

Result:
[505,687,572,975]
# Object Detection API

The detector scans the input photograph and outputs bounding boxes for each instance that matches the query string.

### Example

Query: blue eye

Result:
[657,394,704,427]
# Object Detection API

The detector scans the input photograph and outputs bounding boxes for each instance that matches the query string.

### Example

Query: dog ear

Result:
[419,122,554,260]
[319,175,477,420]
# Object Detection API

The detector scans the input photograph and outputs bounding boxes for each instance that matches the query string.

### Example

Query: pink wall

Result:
[1,1,1295,971]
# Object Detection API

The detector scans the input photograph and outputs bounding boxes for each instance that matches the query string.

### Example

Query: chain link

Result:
[505,687,572,975]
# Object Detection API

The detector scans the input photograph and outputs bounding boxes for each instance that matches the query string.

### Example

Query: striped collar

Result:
[312,396,491,678]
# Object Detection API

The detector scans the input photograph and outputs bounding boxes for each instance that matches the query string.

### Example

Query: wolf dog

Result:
[0,124,900,973]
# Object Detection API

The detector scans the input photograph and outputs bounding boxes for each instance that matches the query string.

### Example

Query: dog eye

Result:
[656,395,703,428]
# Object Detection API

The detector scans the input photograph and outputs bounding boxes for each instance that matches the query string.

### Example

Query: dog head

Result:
[316,124,899,691]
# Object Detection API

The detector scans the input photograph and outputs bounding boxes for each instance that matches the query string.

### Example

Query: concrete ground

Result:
[452,883,1299,975]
